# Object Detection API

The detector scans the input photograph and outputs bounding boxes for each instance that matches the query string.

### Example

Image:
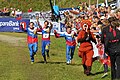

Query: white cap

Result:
[100,16,105,20]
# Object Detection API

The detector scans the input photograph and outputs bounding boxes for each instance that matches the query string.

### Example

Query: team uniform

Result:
[36,20,53,63]
[27,27,38,63]
[41,27,51,57]
[54,31,76,64]
[37,26,52,63]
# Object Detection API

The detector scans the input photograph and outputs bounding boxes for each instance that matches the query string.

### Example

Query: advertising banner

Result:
[0,18,30,32]
[60,22,66,32]
[22,8,75,20]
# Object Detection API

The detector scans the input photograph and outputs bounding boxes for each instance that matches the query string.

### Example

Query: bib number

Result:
[43,34,49,38]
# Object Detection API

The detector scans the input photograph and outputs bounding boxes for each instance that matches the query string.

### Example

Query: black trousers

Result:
[110,52,120,80]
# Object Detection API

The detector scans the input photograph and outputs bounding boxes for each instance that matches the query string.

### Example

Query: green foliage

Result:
[0,0,105,12]
[0,32,111,80]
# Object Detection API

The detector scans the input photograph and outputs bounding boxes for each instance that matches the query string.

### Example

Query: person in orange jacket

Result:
[77,20,96,76]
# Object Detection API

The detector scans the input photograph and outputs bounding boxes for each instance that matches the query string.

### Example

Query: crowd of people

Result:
[0,7,10,16]
[60,2,120,80]
[0,7,22,17]
[0,7,33,17]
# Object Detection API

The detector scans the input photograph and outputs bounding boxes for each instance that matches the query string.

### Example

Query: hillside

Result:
[0,0,106,12]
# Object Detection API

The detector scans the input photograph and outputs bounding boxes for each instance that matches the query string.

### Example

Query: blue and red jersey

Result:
[37,27,51,41]
[41,28,50,41]
[55,31,76,46]
[27,27,38,44]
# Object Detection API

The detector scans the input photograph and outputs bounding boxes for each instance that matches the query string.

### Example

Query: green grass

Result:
[0,0,105,12]
[0,32,111,80]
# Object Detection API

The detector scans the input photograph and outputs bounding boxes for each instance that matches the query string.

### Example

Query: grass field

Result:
[0,32,111,80]
[0,0,105,12]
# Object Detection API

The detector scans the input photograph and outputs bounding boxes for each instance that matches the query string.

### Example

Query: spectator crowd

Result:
[60,2,120,80]
[0,7,33,17]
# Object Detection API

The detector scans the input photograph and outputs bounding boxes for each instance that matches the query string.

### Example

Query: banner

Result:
[60,22,66,32]
[22,8,77,20]
[22,11,52,20]
[0,18,30,32]
[59,8,75,14]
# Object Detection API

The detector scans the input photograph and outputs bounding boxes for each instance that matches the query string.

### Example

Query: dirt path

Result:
[0,34,26,46]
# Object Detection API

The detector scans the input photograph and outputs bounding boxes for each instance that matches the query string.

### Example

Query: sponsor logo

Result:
[20,22,27,30]
[13,27,19,30]
[0,21,19,27]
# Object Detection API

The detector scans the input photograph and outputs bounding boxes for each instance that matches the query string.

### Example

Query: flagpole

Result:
[54,0,55,6]
[105,0,108,7]
[97,0,99,8]
[88,0,91,8]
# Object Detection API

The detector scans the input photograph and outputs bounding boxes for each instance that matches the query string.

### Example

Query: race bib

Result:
[43,33,49,38]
